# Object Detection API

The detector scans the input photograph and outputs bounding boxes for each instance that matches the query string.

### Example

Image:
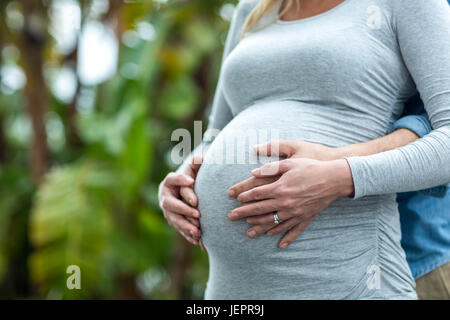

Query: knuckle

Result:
[182,233,190,241]
[283,198,295,209]
[284,158,294,167]
[188,209,196,217]
[287,220,298,229]
[273,186,282,196]
[249,176,257,184]
[161,198,168,210]
[274,184,288,196]
[295,206,305,216]
[166,172,177,180]
[280,201,289,209]
[254,225,263,232]
[159,196,165,208]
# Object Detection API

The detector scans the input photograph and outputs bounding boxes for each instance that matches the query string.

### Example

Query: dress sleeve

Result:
[346,0,450,198]
[176,1,253,173]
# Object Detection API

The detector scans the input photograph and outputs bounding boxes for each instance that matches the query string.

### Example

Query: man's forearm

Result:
[331,128,419,159]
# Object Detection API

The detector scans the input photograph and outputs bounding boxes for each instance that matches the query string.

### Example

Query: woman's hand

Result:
[159,155,205,248]
[227,140,352,249]
[228,156,354,248]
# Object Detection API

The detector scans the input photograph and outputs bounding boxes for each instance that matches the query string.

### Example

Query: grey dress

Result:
[178,0,450,299]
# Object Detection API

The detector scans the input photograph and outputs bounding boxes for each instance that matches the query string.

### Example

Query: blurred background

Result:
[0,0,238,299]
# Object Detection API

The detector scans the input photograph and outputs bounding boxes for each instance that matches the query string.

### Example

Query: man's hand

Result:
[179,155,203,208]
[253,140,338,161]
[159,155,205,247]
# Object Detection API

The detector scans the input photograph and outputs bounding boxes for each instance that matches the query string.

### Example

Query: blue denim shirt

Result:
[392,92,450,279]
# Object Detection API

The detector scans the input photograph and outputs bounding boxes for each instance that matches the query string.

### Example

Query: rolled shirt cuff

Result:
[391,115,432,138]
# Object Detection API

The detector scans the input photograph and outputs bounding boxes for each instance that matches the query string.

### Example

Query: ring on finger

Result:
[273,212,282,224]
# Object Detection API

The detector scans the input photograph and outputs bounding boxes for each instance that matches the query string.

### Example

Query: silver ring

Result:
[273,212,281,224]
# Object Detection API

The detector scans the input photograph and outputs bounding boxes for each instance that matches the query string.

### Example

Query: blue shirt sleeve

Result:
[391,113,432,138]
[391,93,432,138]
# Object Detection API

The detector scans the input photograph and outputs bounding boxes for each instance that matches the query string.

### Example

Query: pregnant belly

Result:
[193,100,408,299]
[195,100,365,254]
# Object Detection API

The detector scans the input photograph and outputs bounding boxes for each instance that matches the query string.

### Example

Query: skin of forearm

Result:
[331,128,419,159]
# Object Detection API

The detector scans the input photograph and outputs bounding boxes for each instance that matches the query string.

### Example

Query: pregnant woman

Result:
[159,0,450,299]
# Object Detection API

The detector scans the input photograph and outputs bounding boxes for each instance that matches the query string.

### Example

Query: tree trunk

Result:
[63,48,83,148]
[118,274,142,300]
[168,234,193,299]
[19,0,49,183]
[0,7,6,164]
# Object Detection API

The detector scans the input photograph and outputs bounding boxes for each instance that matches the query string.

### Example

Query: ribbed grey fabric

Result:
[178,0,450,299]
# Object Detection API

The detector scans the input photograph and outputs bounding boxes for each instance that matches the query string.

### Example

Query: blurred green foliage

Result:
[0,0,238,299]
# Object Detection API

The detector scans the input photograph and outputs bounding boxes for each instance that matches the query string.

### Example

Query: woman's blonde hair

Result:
[241,0,301,38]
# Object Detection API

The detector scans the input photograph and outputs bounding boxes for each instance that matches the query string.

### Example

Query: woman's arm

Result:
[159,1,257,244]
[175,1,256,174]
[345,0,450,198]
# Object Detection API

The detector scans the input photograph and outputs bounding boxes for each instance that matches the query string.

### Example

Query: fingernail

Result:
[191,230,200,238]
[193,211,200,218]
[187,177,194,183]
[248,230,256,238]
[228,189,235,197]
[188,198,193,205]
[252,168,260,175]
[229,211,239,219]
[280,242,288,249]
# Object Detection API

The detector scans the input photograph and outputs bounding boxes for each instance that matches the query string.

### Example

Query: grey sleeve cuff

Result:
[344,126,450,199]
[345,157,368,200]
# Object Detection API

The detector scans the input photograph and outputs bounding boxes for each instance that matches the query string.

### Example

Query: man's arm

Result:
[331,113,430,159]
[331,128,419,159]
[228,115,432,248]
[250,114,429,163]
